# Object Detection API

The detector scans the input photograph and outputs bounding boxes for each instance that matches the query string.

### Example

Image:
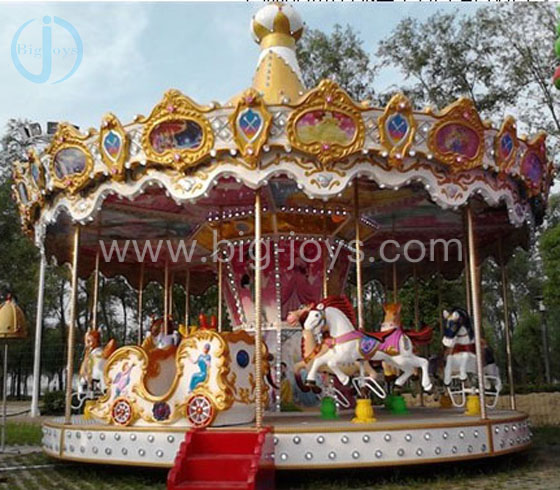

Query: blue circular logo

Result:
[11,16,83,84]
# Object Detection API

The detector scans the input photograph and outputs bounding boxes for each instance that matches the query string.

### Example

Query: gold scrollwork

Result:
[520,132,547,196]
[286,79,366,167]
[99,113,129,181]
[141,89,214,172]
[47,123,95,194]
[494,116,518,172]
[229,88,272,167]
[378,93,417,168]
[427,98,487,172]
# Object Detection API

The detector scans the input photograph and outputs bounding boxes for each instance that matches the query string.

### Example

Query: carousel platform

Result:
[42,407,531,469]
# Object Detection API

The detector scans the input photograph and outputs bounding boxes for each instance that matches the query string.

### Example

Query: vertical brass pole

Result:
[413,265,419,327]
[169,272,175,319]
[498,240,516,410]
[137,262,144,345]
[92,249,100,330]
[392,261,398,303]
[466,207,487,419]
[64,226,81,424]
[184,270,190,327]
[217,222,224,332]
[254,188,264,429]
[164,260,169,336]
[463,210,472,316]
[354,183,364,330]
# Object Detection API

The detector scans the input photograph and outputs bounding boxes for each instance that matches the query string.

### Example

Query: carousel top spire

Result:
[250,3,305,104]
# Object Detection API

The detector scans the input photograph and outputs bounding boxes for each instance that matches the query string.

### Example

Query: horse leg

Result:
[306,351,331,385]
[389,356,414,389]
[326,358,350,387]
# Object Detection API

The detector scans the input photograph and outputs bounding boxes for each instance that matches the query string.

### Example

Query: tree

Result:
[297,24,377,101]
[377,11,510,116]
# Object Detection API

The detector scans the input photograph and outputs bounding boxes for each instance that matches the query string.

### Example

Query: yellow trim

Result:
[140,89,214,172]
[286,79,366,167]
[99,113,130,182]
[47,123,95,194]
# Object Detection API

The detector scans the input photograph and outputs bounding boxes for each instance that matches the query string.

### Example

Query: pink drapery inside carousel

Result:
[223,239,351,327]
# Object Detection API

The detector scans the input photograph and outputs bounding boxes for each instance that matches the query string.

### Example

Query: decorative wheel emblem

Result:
[186,394,215,428]
[111,398,133,426]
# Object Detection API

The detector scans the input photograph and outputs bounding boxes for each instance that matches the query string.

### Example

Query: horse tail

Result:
[103,339,117,359]
[406,326,433,346]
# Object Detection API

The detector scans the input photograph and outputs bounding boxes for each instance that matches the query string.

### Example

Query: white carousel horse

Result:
[442,308,502,408]
[303,296,433,392]
[76,328,117,404]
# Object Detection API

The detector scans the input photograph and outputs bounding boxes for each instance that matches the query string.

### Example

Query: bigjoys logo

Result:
[11,16,82,84]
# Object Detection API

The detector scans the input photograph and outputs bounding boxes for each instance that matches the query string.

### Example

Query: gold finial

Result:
[248,4,306,104]
[251,4,304,50]
[0,294,27,339]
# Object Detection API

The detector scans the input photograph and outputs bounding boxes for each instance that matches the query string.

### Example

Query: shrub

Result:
[41,390,65,415]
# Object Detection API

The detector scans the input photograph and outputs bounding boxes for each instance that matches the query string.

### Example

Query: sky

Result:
[0,1,485,132]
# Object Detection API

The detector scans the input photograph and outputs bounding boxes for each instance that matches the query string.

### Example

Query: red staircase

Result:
[167,428,275,490]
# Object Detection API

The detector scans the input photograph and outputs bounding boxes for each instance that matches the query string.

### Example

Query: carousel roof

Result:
[10,3,553,293]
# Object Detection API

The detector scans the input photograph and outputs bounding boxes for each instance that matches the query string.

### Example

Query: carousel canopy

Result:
[10,4,553,322]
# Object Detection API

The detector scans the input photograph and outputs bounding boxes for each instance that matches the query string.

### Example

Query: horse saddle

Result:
[359,328,396,358]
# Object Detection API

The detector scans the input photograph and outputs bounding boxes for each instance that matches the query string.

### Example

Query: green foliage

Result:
[296,24,377,100]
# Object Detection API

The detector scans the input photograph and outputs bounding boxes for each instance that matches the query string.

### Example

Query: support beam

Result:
[164,260,169,335]
[30,252,46,418]
[184,270,190,327]
[254,188,264,428]
[92,249,100,330]
[137,262,144,345]
[498,240,516,410]
[64,226,81,424]
[465,207,487,419]
[354,183,364,330]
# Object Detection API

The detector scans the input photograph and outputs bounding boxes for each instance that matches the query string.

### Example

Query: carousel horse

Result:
[442,308,502,407]
[142,315,181,351]
[379,303,432,393]
[78,328,117,395]
[288,305,382,398]
[303,296,433,393]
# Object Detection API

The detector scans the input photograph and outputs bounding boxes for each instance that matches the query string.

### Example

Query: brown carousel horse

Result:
[78,328,117,395]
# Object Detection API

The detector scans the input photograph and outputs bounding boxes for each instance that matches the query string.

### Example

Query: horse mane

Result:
[320,296,357,327]
[453,306,474,339]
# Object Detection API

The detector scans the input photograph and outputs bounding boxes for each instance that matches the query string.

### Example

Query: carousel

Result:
[11,3,550,484]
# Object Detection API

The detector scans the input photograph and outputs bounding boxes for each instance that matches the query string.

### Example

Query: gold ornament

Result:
[99,113,129,181]
[141,89,214,172]
[286,80,365,168]
[378,93,417,168]
[47,123,94,194]
[229,89,272,167]
[427,98,487,172]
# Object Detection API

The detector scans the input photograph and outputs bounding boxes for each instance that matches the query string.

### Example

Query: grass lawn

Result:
[4,421,43,446]
[0,426,558,489]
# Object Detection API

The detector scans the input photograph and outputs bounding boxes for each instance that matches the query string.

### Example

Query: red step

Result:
[167,428,275,490]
